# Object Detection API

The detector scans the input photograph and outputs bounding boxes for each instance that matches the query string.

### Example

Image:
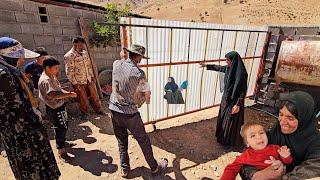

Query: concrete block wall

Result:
[0,0,119,81]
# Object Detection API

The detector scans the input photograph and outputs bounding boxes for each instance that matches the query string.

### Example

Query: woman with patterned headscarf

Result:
[0,37,60,180]
[201,51,248,150]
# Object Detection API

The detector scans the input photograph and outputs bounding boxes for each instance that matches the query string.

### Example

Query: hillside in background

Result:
[76,0,320,25]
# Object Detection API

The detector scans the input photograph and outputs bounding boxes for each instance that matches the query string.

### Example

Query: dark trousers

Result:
[111,110,158,171]
[46,105,68,149]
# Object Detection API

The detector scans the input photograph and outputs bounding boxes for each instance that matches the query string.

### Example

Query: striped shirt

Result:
[109,58,146,114]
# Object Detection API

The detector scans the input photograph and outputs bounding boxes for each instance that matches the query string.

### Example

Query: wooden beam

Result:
[78,17,103,98]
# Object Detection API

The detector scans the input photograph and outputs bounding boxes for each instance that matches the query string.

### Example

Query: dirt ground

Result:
[0,98,280,180]
[80,0,320,25]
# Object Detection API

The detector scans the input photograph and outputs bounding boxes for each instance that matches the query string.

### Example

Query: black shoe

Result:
[121,168,130,178]
[59,153,73,162]
[151,158,168,176]
[64,142,77,148]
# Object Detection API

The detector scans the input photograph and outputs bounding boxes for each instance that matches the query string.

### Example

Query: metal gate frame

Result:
[119,19,270,125]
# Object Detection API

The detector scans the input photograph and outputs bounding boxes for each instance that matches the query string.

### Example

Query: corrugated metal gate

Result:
[119,17,269,124]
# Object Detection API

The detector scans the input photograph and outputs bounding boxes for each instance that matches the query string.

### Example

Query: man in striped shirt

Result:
[109,44,168,178]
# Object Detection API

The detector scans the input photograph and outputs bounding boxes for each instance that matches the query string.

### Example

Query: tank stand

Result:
[152,123,158,132]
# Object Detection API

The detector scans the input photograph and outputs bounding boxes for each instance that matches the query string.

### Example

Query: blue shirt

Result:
[24,61,43,89]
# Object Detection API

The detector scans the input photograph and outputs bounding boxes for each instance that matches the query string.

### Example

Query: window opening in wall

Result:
[40,15,48,23]
[38,7,48,23]
[38,7,47,14]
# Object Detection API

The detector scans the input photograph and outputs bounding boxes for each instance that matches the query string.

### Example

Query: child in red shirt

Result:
[220,122,293,180]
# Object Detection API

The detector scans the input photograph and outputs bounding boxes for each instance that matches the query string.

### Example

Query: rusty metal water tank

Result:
[275,41,320,87]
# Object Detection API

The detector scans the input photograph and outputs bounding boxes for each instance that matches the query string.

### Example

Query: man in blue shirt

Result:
[24,47,48,119]
[24,47,48,90]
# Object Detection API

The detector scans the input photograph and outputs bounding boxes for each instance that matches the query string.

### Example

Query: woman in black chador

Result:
[201,51,248,149]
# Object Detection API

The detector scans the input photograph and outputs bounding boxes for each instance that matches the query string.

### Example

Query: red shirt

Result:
[220,144,293,180]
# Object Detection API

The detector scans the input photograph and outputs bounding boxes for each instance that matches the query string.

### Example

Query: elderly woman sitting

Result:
[241,91,320,179]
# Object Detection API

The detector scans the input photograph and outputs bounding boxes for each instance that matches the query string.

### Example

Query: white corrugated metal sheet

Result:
[120,17,268,123]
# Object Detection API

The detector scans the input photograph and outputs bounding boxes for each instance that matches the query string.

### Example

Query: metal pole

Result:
[247,32,260,89]
[166,28,173,118]
[233,31,238,50]
[146,27,150,123]
[213,30,224,105]
[100,22,268,33]
[184,29,192,113]
[199,30,209,108]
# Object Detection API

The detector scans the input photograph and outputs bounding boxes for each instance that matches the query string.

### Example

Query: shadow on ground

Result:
[145,108,277,178]
[67,148,118,176]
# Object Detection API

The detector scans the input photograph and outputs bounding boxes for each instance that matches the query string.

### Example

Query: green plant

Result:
[91,3,130,47]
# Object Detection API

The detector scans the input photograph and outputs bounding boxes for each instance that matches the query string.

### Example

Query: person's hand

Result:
[69,92,77,98]
[91,77,96,83]
[278,146,291,158]
[264,156,286,176]
[252,164,285,180]
[231,105,240,114]
[253,157,285,180]
[199,62,206,68]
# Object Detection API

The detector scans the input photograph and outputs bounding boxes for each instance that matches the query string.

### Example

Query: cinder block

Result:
[21,24,43,34]
[265,52,275,61]
[96,13,105,23]
[296,27,320,35]
[82,10,96,20]
[268,27,280,35]
[43,25,63,35]
[62,36,73,42]
[47,5,67,16]
[54,36,63,44]
[23,1,39,12]
[298,35,320,41]
[56,55,65,61]
[0,10,16,22]
[0,0,23,11]
[279,27,296,35]
[48,16,60,25]
[63,43,73,51]
[265,61,273,69]
[62,27,80,35]
[46,44,64,54]
[10,34,35,49]
[15,12,39,24]
[0,23,21,34]
[105,46,116,52]
[60,17,78,26]
[67,8,82,17]
[96,59,105,69]
[106,59,115,66]
[292,35,301,40]
[269,35,279,43]
[34,35,55,46]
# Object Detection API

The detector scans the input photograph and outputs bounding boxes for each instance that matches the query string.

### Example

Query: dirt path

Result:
[0,99,277,180]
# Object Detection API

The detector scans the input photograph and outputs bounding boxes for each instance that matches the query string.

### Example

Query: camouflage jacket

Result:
[64,47,94,85]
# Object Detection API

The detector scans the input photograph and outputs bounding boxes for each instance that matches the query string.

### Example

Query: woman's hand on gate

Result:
[231,105,240,114]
